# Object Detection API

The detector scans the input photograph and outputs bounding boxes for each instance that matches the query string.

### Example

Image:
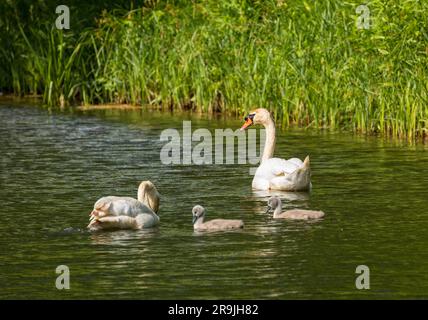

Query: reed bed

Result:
[1,0,427,139]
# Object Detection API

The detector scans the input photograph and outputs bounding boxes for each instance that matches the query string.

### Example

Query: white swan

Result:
[192,205,244,231]
[240,108,311,191]
[88,181,160,231]
[266,197,324,220]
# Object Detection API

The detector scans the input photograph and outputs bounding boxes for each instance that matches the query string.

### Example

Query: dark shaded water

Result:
[1,103,427,299]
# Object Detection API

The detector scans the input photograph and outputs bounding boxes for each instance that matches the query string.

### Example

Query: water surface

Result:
[1,103,427,299]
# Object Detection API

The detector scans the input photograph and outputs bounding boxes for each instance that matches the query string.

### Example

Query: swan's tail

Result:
[87,215,100,230]
[293,155,311,190]
[270,155,311,191]
[88,216,139,231]
[303,155,310,169]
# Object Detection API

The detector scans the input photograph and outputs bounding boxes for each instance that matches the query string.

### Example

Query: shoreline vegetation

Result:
[1,1,427,140]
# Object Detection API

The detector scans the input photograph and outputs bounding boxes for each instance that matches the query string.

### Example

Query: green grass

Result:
[1,0,427,139]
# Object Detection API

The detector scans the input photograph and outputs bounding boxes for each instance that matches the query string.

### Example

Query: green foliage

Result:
[1,0,427,139]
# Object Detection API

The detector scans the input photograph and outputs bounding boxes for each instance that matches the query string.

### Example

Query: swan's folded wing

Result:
[88,215,138,230]
[95,196,153,217]
[270,158,300,176]
[135,212,160,228]
[103,197,153,217]
[287,158,304,167]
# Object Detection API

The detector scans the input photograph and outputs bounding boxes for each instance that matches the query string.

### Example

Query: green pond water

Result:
[0,103,427,299]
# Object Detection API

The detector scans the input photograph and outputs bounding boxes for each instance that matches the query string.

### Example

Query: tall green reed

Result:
[1,0,427,139]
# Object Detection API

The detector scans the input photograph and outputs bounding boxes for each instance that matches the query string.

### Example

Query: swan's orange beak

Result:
[240,116,253,131]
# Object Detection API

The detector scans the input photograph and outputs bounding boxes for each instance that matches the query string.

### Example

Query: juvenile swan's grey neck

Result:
[193,215,205,227]
[273,199,283,218]
[262,118,276,163]
[193,215,204,228]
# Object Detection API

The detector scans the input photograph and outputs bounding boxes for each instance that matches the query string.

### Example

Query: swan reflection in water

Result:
[89,228,159,246]
[251,189,310,202]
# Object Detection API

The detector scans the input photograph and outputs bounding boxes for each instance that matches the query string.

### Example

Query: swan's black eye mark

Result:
[244,114,255,121]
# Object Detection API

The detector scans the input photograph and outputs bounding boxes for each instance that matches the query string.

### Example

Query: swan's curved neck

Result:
[137,184,160,213]
[261,117,276,162]
[137,186,144,203]
[194,216,204,226]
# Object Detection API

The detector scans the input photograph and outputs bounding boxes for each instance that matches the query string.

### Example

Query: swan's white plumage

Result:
[93,196,154,217]
[252,156,311,191]
[241,108,311,191]
[89,212,160,230]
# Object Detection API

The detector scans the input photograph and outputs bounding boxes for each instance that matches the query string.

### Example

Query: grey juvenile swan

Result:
[192,205,244,231]
[266,197,325,220]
